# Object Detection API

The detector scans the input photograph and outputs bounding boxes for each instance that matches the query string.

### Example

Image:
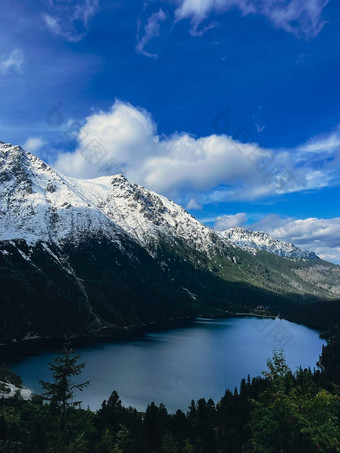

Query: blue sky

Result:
[1,0,340,262]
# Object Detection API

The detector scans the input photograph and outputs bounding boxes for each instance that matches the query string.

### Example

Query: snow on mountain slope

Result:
[220,227,318,259]
[0,142,123,246]
[0,142,226,255]
[69,175,223,253]
[0,141,318,260]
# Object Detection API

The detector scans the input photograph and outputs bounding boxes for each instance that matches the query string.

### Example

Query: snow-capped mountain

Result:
[221,227,318,259]
[0,142,225,254]
[69,174,225,254]
[0,141,339,342]
[0,142,124,246]
[0,141,318,260]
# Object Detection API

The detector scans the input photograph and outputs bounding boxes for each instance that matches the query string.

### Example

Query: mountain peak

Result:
[1,143,25,162]
[0,141,26,157]
[221,226,318,259]
[0,142,319,261]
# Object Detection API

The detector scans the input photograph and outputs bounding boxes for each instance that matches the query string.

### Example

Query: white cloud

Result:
[73,0,99,27]
[174,0,329,38]
[23,137,47,154]
[186,198,203,210]
[43,14,83,43]
[0,49,24,75]
[214,213,248,230]
[251,215,340,263]
[50,101,340,264]
[297,130,340,154]
[43,0,99,42]
[53,100,340,204]
[136,9,167,58]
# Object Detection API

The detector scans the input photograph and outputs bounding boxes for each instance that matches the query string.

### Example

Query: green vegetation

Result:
[0,338,339,452]
[1,236,339,343]
[39,345,90,450]
[245,351,339,452]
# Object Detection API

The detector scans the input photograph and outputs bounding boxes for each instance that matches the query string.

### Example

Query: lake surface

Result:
[9,318,325,412]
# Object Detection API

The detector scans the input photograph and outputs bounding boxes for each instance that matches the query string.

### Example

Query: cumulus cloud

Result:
[250,215,340,263]
[0,49,24,75]
[51,101,340,264]
[53,100,340,205]
[214,213,248,230]
[136,9,167,58]
[23,137,47,154]
[174,0,329,38]
[43,0,99,42]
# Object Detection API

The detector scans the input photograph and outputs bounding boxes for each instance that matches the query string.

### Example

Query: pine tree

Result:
[40,344,89,448]
[0,415,8,441]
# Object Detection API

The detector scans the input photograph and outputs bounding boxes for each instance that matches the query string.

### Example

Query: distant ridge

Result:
[221,227,318,259]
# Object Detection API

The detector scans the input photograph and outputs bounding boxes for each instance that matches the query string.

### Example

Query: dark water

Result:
[10,318,325,412]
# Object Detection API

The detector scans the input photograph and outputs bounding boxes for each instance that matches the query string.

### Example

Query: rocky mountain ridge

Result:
[0,141,339,342]
[221,227,318,259]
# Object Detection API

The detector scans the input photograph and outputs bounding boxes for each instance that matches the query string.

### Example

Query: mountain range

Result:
[1,141,339,343]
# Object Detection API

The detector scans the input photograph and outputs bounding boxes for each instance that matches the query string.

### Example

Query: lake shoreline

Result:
[0,317,196,360]
[0,311,325,361]
[7,317,327,414]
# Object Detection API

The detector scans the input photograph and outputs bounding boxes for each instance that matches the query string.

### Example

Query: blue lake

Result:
[10,317,325,412]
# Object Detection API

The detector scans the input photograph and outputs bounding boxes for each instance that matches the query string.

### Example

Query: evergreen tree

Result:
[144,402,168,450]
[40,344,89,449]
[246,350,340,452]
[0,415,7,441]
[161,432,179,453]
